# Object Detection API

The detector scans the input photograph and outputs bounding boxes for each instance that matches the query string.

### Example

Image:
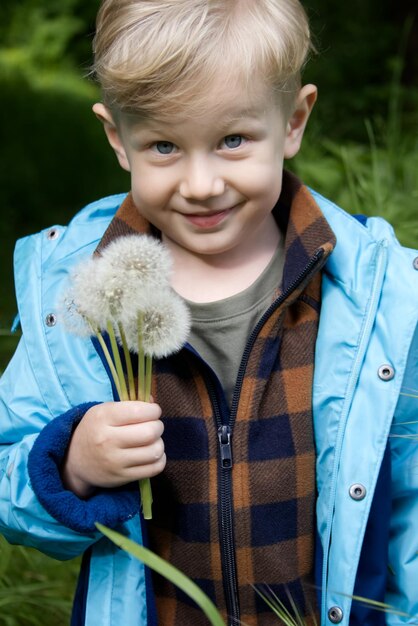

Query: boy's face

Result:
[94,78,316,262]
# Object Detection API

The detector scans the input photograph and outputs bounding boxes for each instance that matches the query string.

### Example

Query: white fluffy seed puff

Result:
[122,287,191,359]
[61,257,125,332]
[57,285,92,338]
[60,234,190,359]
[99,235,172,289]
[60,235,171,331]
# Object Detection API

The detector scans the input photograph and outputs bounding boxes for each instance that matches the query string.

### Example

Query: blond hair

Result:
[93,0,313,118]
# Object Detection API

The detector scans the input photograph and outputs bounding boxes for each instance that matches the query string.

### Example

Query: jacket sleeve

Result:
[27,400,140,534]
[385,322,418,623]
[0,334,138,560]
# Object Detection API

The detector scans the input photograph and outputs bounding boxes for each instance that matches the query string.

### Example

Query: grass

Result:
[292,119,418,250]
[293,44,418,251]
[252,586,418,625]
[0,536,79,626]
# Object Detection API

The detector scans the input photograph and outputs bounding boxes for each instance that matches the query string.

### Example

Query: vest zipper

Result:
[208,247,326,626]
[206,381,240,626]
[217,424,239,625]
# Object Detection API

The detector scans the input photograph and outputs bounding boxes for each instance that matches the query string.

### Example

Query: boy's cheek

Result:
[238,167,282,199]
[130,175,165,207]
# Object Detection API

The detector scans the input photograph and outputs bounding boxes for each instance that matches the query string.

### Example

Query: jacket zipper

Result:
[207,248,326,626]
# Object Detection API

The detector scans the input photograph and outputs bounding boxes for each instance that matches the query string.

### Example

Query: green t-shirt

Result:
[185,237,285,406]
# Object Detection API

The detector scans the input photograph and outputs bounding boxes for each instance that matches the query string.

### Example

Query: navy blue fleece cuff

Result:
[28,402,140,533]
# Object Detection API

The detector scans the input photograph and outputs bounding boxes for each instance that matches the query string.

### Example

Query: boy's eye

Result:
[153,141,176,154]
[223,135,244,149]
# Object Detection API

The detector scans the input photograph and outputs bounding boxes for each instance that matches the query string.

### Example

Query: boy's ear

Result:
[92,103,131,172]
[283,84,317,159]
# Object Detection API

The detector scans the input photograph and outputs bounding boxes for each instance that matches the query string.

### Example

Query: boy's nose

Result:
[179,156,225,200]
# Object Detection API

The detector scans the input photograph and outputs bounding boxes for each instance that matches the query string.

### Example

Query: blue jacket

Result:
[0,190,417,625]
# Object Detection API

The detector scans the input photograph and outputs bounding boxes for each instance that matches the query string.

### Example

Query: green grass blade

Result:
[96,524,226,626]
[253,586,298,626]
[337,592,416,619]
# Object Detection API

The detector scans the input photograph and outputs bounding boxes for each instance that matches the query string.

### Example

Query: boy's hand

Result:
[62,401,166,498]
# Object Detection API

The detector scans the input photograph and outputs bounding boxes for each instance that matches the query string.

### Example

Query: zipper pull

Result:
[218,425,232,469]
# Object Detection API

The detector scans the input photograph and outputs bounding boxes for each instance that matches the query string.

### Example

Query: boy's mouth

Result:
[181,205,238,229]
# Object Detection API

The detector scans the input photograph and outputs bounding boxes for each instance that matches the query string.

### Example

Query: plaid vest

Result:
[96,171,336,626]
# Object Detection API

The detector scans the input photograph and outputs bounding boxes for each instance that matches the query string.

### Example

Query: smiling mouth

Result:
[181,206,237,229]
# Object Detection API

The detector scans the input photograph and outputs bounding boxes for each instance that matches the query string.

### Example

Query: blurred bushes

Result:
[0,0,129,232]
[0,0,97,71]
[0,62,129,330]
[305,0,418,139]
[0,66,128,235]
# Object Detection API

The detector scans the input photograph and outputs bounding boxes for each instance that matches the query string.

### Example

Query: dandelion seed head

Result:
[67,257,130,331]
[100,235,172,288]
[57,286,92,337]
[124,287,191,358]
[100,283,124,317]
[64,236,177,343]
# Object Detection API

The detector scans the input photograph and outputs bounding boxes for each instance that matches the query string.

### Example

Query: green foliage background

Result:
[0,0,416,624]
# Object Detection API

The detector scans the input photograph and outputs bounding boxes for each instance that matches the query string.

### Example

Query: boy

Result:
[0,1,417,625]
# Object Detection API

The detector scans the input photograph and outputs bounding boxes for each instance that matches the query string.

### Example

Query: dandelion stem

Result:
[106,321,129,401]
[136,313,153,518]
[118,322,136,400]
[139,478,153,520]
[93,329,122,399]
[137,314,145,401]
[145,354,153,403]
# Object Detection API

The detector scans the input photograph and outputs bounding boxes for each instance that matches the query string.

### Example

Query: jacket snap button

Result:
[413,257,418,270]
[378,364,395,381]
[46,228,59,240]
[328,606,343,623]
[349,483,366,500]
[45,313,57,327]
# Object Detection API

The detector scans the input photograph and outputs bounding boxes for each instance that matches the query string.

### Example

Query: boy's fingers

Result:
[94,401,162,425]
[124,454,167,480]
[114,420,165,448]
[118,439,166,467]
